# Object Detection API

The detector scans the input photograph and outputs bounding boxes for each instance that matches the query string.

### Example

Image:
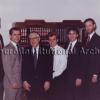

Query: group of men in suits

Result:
[1,18,100,100]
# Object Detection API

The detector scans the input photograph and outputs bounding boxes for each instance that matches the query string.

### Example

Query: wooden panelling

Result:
[13,20,84,47]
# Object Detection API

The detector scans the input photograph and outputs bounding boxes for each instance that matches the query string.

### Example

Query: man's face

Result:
[10,30,21,43]
[85,21,96,34]
[48,35,58,47]
[29,37,40,48]
[68,30,78,42]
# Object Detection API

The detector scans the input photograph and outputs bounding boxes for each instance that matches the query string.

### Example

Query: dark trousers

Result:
[64,75,85,100]
[65,84,85,100]
[49,75,65,100]
[0,81,3,100]
[84,78,100,100]
[27,80,48,100]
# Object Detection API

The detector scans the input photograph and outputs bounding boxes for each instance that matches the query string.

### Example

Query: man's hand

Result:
[12,83,20,89]
[91,74,98,83]
[23,81,31,91]
[44,81,50,92]
[75,78,82,87]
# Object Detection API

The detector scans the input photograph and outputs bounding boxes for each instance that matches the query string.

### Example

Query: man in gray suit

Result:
[2,27,22,100]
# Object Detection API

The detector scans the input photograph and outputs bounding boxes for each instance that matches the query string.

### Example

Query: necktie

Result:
[16,44,20,55]
[51,47,55,73]
[34,48,37,69]
[16,44,22,62]
[68,43,72,54]
[86,36,90,45]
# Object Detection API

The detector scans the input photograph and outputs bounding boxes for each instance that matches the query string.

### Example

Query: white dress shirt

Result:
[52,45,67,79]
[32,45,39,59]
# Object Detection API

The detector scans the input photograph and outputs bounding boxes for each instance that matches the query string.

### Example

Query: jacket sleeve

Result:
[22,54,29,82]
[45,48,53,82]
[2,48,17,85]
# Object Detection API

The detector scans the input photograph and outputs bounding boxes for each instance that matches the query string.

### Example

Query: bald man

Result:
[22,32,53,100]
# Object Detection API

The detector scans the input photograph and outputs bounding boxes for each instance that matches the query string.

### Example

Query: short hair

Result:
[67,27,79,35]
[48,32,58,39]
[29,31,40,38]
[84,18,96,25]
[84,18,97,30]
[9,27,21,35]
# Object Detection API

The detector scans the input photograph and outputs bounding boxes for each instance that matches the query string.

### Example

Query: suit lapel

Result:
[37,46,42,66]
[9,42,17,51]
[31,45,41,70]
[9,42,19,56]
[65,42,70,49]
[87,33,97,47]
[72,42,79,54]
[9,42,22,62]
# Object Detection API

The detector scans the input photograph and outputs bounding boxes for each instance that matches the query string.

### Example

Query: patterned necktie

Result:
[68,43,72,54]
[34,48,37,69]
[86,36,90,45]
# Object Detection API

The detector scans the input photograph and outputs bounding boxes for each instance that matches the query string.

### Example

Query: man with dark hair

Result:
[84,18,97,30]
[48,32,58,39]
[0,33,4,100]
[64,27,84,100]
[48,32,67,100]
[83,18,100,100]
[9,27,21,35]
[2,27,22,100]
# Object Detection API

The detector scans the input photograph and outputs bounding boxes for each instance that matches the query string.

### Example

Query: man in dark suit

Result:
[22,32,53,100]
[83,18,100,100]
[0,34,4,100]
[64,27,84,100]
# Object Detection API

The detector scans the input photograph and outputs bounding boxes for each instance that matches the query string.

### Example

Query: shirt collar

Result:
[10,40,17,49]
[53,45,58,49]
[32,45,39,51]
[88,31,95,40]
[50,44,58,50]
[70,39,77,46]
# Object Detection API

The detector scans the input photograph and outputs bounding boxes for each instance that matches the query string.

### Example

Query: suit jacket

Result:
[0,53,4,81]
[2,42,22,88]
[64,41,84,85]
[22,45,53,86]
[0,34,4,49]
[83,33,100,78]
[0,34,4,81]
